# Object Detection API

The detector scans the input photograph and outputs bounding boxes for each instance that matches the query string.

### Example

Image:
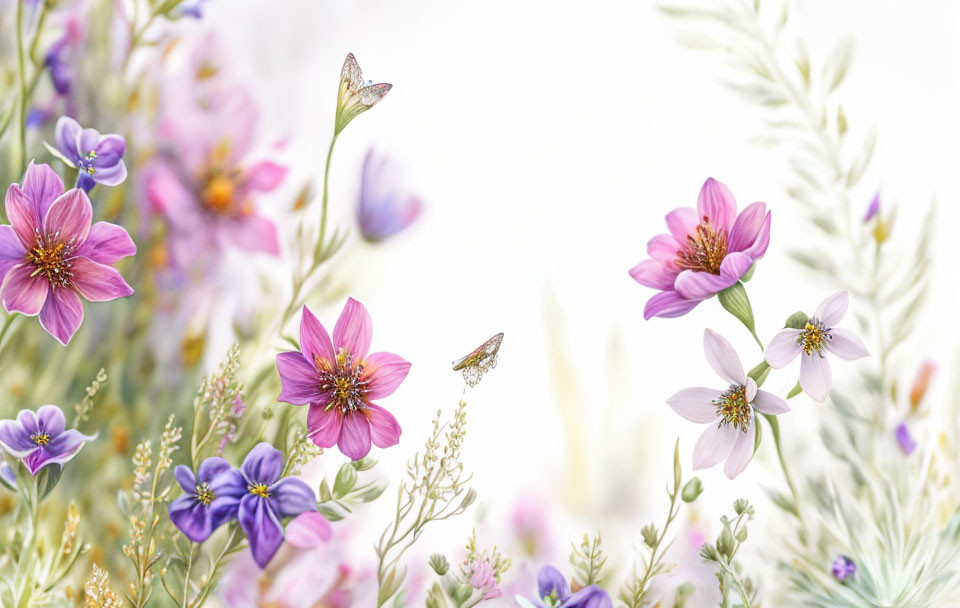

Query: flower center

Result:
[797,318,832,357]
[78,150,98,175]
[195,482,215,506]
[318,350,370,413]
[248,483,270,498]
[675,217,727,275]
[203,175,235,213]
[713,384,751,433]
[27,231,75,288]
[30,432,50,446]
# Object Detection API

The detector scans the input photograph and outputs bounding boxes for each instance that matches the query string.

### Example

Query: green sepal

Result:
[786,381,802,399]
[717,282,762,348]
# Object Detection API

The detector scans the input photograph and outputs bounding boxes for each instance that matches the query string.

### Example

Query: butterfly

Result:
[452,333,503,387]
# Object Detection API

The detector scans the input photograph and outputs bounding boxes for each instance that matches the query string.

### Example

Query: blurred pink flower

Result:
[512,494,553,558]
[468,559,503,600]
[668,329,789,478]
[630,178,771,319]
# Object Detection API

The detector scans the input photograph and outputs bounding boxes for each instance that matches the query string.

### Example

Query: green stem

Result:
[182,543,195,608]
[763,413,807,536]
[15,0,28,175]
[318,133,339,254]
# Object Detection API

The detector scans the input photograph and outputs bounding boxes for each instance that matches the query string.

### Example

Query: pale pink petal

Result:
[799,354,832,402]
[742,211,771,259]
[365,403,401,449]
[0,226,26,280]
[815,291,849,326]
[727,202,767,253]
[222,214,280,256]
[276,352,322,405]
[827,328,869,360]
[696,178,736,233]
[299,306,336,369]
[21,162,63,223]
[752,389,790,415]
[70,257,134,302]
[664,207,698,242]
[667,387,719,423]
[647,234,681,262]
[643,290,701,320]
[1,264,49,316]
[76,222,136,264]
[307,405,342,448]
[629,260,677,290]
[337,412,372,461]
[723,419,755,479]
[745,376,757,402]
[43,189,92,245]
[703,329,746,385]
[146,163,202,229]
[764,329,802,368]
[5,184,41,248]
[285,512,333,549]
[245,161,287,191]
[332,298,373,360]
[674,252,752,300]
[692,423,738,470]
[363,352,411,399]
[38,287,84,345]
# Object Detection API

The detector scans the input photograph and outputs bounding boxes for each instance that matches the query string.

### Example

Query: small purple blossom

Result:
[53,117,127,193]
[864,192,880,222]
[169,457,246,543]
[832,555,856,581]
[528,565,613,608]
[896,422,917,455]
[357,149,423,242]
[0,405,94,475]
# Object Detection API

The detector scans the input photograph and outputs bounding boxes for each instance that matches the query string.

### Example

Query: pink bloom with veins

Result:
[764,291,868,402]
[630,178,771,319]
[668,329,789,479]
[0,162,135,345]
[276,298,410,461]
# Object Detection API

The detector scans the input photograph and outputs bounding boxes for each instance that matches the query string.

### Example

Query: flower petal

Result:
[39,286,84,345]
[827,328,869,360]
[55,117,82,161]
[241,442,283,486]
[752,389,790,415]
[667,387,721,423]
[285,512,333,549]
[646,234,681,263]
[697,178,736,233]
[239,493,284,569]
[741,210,771,259]
[727,202,767,253]
[0,226,26,281]
[332,297,372,359]
[723,418,755,479]
[692,423,738,470]
[745,376,757,402]
[799,353,832,402]
[90,161,127,187]
[222,214,280,256]
[245,161,287,191]
[537,565,571,603]
[197,457,233,483]
[169,495,214,542]
[0,420,37,457]
[664,207,697,242]
[43,189,92,245]
[815,291,849,326]
[21,162,64,224]
[25,429,94,474]
[75,222,136,264]
[307,405,343,448]
[1,264,49,316]
[92,135,126,167]
[764,329,802,368]
[276,352,322,406]
[36,405,66,436]
[70,257,134,302]
[643,290,701,320]
[363,352,411,400]
[6,184,41,249]
[299,306,336,370]
[270,477,316,518]
[674,253,751,300]
[364,403,401,449]
[337,411,372,461]
[703,329,746,385]
[174,465,197,493]
[629,259,677,290]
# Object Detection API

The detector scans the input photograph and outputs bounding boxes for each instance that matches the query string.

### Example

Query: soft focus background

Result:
[193,0,959,604]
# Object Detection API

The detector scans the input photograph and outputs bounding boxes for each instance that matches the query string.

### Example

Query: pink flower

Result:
[668,329,789,479]
[630,178,771,319]
[764,291,868,402]
[468,559,503,600]
[276,298,410,461]
[0,162,135,345]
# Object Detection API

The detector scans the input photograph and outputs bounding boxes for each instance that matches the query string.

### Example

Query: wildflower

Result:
[51,117,127,192]
[864,192,880,222]
[0,162,136,344]
[469,559,503,600]
[335,53,392,135]
[832,555,856,581]
[895,423,917,456]
[909,360,936,411]
[356,148,422,242]
[228,443,317,568]
[43,12,84,97]
[168,457,246,543]
[630,178,771,319]
[285,512,333,549]
[0,405,95,475]
[526,565,612,608]
[667,329,789,479]
[764,291,869,402]
[276,299,410,461]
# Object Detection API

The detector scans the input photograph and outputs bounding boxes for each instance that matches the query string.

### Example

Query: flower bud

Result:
[641,523,658,548]
[716,526,735,558]
[784,311,808,329]
[429,553,450,576]
[681,477,703,503]
[909,361,936,412]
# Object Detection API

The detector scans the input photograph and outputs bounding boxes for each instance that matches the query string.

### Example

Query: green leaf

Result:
[786,382,802,399]
[717,282,761,348]
[747,361,770,386]
[332,463,358,498]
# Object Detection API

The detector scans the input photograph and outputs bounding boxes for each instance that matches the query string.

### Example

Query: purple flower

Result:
[276,299,410,461]
[0,162,136,345]
[43,13,83,97]
[864,192,880,222]
[169,457,246,543]
[526,566,612,608]
[0,405,94,475]
[896,423,917,455]
[231,443,317,568]
[172,0,209,18]
[668,329,789,479]
[764,291,869,402]
[357,149,422,242]
[832,555,856,581]
[53,117,127,192]
[629,178,771,319]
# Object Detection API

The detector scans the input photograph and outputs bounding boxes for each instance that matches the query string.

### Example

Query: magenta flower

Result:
[668,329,789,479]
[356,148,423,242]
[0,162,136,344]
[764,291,869,402]
[0,405,95,475]
[276,298,410,461]
[630,178,771,319]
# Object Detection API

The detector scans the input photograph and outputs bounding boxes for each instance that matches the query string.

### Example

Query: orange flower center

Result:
[248,483,270,498]
[31,432,51,446]
[27,234,75,288]
[676,217,727,275]
[318,350,370,413]
[203,175,235,213]
[713,384,750,433]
